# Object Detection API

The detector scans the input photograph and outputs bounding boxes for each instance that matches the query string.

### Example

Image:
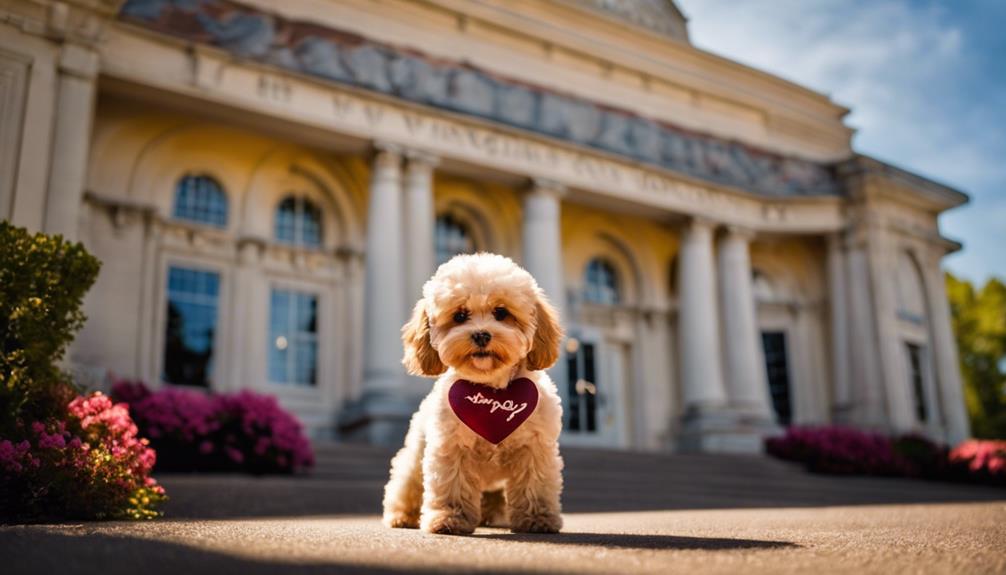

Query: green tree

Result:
[946,272,1006,439]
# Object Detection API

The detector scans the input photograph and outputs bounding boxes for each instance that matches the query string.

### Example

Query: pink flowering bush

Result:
[948,440,1006,484]
[213,390,315,473]
[765,426,912,476]
[766,426,1004,486]
[111,380,314,474]
[1,223,165,522]
[0,392,165,521]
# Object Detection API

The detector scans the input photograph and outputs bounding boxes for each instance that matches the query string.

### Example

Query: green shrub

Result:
[0,222,166,522]
[0,221,101,434]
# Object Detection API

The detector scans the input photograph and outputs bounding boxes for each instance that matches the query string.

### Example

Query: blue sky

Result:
[676,0,1006,283]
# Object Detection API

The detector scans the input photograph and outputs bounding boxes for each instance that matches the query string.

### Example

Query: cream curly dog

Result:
[382,253,565,535]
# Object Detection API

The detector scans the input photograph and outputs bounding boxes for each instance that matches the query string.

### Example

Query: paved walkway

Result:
[3,444,1005,574]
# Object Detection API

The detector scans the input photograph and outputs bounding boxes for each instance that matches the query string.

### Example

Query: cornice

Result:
[837,155,969,213]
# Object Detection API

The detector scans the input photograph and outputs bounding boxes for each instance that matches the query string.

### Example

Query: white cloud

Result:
[677,0,1005,282]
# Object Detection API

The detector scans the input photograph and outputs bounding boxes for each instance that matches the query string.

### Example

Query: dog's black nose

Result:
[471,331,492,348]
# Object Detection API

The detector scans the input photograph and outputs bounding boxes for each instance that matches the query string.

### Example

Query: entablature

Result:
[113,0,846,199]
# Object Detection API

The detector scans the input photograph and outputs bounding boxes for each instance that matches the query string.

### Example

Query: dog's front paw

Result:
[510,512,562,534]
[383,510,420,529]
[421,510,477,535]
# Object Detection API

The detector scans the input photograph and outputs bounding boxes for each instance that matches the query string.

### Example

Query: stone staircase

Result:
[158,442,1005,520]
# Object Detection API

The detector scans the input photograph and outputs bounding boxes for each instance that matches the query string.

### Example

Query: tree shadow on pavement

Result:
[474,531,797,551]
[1,530,484,575]
[2,528,796,575]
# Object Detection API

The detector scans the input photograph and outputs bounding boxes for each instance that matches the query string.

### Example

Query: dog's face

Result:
[402,253,563,383]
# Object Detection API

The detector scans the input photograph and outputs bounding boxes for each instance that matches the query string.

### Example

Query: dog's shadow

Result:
[473,531,797,551]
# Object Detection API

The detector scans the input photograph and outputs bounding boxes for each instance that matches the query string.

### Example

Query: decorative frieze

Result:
[119,0,839,198]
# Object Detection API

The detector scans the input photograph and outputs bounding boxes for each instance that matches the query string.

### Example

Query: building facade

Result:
[0,0,971,451]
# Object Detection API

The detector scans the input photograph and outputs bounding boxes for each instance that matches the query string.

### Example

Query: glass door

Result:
[761,331,792,426]
[562,331,626,447]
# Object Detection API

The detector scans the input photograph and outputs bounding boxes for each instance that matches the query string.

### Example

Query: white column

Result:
[828,233,852,418]
[363,144,406,396]
[522,179,566,312]
[924,252,970,444]
[44,44,98,241]
[231,238,264,393]
[345,253,366,401]
[866,228,917,432]
[793,304,830,424]
[403,150,438,304]
[522,179,567,415]
[845,239,886,427]
[677,217,728,411]
[718,226,774,419]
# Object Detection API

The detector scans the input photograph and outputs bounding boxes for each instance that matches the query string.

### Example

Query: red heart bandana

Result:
[448,378,539,444]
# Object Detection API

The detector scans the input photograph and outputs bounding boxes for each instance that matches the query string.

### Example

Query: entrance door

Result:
[562,331,627,447]
[761,331,792,426]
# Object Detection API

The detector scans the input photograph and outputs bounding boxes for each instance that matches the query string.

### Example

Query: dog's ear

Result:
[402,299,446,377]
[525,292,564,371]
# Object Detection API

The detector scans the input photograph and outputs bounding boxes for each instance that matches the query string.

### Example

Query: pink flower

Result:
[38,432,65,450]
[0,440,19,471]
[950,440,1006,478]
[224,446,244,463]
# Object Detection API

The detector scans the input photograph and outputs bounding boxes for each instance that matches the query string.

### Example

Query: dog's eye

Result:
[493,307,509,321]
[453,310,470,323]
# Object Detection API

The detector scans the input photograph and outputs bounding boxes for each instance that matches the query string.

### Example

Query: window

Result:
[584,258,619,305]
[173,175,228,227]
[762,331,792,425]
[566,339,598,432]
[435,214,475,266]
[162,266,220,387]
[269,289,319,386]
[275,195,323,248]
[906,343,928,422]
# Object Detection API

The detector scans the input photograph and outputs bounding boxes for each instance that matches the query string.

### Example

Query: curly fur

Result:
[383,253,565,535]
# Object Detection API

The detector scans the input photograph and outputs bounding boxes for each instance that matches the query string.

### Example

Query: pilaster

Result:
[43,41,98,240]
[827,232,852,421]
[922,248,970,444]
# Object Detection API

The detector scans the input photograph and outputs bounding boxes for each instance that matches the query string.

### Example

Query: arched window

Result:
[435,214,475,266]
[173,174,228,227]
[275,195,323,248]
[584,258,619,305]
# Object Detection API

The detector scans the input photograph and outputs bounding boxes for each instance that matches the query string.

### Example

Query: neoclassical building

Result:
[0,0,971,451]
